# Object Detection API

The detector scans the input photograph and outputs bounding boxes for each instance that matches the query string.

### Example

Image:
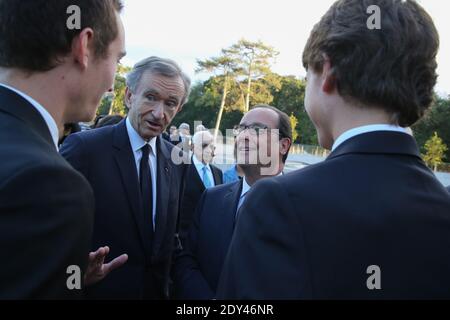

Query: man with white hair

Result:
[178,130,223,243]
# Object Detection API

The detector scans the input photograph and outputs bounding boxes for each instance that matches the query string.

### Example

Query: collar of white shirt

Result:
[126,117,157,156]
[332,124,409,152]
[0,83,59,150]
[240,172,283,199]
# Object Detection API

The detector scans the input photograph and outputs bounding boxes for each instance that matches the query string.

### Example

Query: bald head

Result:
[192,130,215,164]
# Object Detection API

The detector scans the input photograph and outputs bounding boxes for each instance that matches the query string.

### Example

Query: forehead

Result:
[136,71,185,97]
[240,108,279,129]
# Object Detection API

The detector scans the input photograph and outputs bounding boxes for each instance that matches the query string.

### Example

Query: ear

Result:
[124,87,133,110]
[71,28,94,70]
[321,56,337,94]
[279,137,292,158]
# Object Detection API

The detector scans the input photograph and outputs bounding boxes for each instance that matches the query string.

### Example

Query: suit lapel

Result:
[211,166,223,185]
[190,159,206,191]
[221,180,243,252]
[112,120,152,256]
[152,137,172,256]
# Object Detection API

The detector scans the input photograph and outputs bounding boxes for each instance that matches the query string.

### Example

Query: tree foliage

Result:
[423,132,448,171]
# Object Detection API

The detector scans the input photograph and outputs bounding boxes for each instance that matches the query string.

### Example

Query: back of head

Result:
[302,0,439,127]
[0,0,123,72]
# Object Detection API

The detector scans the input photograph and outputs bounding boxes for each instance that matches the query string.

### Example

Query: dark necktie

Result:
[140,144,154,240]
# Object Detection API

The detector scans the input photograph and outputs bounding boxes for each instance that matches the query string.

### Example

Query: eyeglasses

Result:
[233,124,284,137]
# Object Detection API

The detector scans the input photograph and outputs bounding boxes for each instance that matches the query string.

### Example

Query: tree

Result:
[271,76,317,145]
[423,132,448,171]
[109,64,132,116]
[197,54,240,140]
[224,39,279,112]
[413,95,450,161]
[290,114,299,142]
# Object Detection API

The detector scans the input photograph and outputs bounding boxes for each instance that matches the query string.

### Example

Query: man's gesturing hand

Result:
[84,246,128,286]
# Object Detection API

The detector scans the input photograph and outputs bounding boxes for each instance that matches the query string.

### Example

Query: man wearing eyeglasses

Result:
[178,130,223,243]
[172,105,292,299]
[60,56,190,300]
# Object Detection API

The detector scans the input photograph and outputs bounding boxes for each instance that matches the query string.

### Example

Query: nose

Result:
[152,102,165,120]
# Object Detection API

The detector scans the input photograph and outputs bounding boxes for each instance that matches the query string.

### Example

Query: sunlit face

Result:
[126,71,185,141]
[236,108,280,169]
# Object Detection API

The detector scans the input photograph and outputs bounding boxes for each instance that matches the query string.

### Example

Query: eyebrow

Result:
[143,89,180,102]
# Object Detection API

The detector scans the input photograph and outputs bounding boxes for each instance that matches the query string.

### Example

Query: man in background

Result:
[178,130,223,242]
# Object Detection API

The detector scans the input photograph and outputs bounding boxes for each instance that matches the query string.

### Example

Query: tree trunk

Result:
[214,79,229,142]
[245,72,252,113]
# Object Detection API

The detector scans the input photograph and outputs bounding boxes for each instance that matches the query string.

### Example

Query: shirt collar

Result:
[0,83,59,150]
[192,153,210,171]
[332,124,409,151]
[240,171,283,199]
[126,117,157,155]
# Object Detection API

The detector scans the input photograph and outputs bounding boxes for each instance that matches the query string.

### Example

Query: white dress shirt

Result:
[192,154,215,188]
[332,124,409,151]
[0,83,59,150]
[126,117,158,229]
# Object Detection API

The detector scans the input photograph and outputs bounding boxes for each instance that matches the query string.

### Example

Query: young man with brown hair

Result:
[0,0,126,299]
[217,0,450,299]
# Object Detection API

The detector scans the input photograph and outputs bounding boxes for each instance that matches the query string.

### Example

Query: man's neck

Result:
[326,101,395,150]
[0,68,66,137]
[244,163,284,186]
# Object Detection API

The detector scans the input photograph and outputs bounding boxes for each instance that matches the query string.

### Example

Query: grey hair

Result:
[126,56,192,105]
[192,130,214,146]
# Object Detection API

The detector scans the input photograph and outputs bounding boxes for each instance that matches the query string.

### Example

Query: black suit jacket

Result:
[0,86,94,299]
[173,180,241,299]
[179,159,223,242]
[60,120,187,299]
[447,185,450,193]
[217,131,450,299]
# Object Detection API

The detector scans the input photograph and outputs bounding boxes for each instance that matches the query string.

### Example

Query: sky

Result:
[121,0,450,96]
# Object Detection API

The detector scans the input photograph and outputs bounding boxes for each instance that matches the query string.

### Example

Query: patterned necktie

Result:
[202,165,213,188]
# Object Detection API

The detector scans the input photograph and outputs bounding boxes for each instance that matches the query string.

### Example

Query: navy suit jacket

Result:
[217,131,450,299]
[179,159,223,242]
[60,120,187,299]
[173,180,242,299]
[0,86,94,299]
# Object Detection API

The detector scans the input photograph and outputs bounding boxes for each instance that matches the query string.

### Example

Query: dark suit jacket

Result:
[174,180,242,299]
[60,120,187,300]
[217,131,450,299]
[179,159,223,242]
[447,185,450,193]
[0,86,94,299]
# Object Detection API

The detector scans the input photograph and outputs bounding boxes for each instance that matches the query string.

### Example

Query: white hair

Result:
[192,130,214,146]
